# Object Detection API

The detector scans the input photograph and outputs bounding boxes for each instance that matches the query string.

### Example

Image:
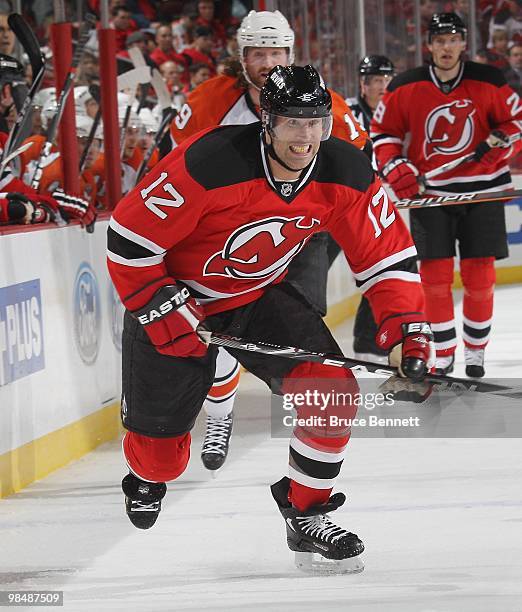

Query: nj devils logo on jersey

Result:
[424,99,476,159]
[204,216,320,279]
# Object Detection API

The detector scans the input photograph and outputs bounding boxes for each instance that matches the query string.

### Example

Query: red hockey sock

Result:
[282,361,355,512]
[461,257,495,349]
[420,258,456,357]
[123,431,191,482]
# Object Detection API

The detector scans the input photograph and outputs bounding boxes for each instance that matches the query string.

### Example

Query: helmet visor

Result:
[264,112,333,142]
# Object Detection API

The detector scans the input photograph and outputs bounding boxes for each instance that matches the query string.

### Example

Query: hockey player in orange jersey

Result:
[163,10,372,474]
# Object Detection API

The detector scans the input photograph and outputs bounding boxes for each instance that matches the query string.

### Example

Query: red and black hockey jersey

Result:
[370,61,522,195]
[107,122,425,346]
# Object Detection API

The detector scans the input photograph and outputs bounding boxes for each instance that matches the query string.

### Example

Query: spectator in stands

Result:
[487,28,510,68]
[159,59,184,95]
[493,2,522,43]
[111,5,138,52]
[182,25,216,76]
[77,51,100,87]
[117,30,156,73]
[141,27,157,54]
[150,24,187,81]
[183,62,212,93]
[0,13,14,55]
[172,21,189,52]
[503,42,522,94]
[125,0,157,28]
[218,25,239,61]
[195,0,226,54]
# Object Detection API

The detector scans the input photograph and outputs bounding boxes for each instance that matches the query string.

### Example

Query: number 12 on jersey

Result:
[141,172,185,220]
[367,187,395,238]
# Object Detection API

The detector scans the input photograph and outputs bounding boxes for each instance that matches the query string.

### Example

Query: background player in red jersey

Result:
[370,12,522,378]
[167,9,371,473]
[107,65,433,572]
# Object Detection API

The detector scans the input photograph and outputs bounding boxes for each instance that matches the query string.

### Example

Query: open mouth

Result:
[289,144,312,154]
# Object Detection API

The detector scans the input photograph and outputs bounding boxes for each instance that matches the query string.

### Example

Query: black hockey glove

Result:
[4,192,58,224]
[474,130,512,165]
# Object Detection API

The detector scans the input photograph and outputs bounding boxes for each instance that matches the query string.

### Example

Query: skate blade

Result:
[294,551,364,575]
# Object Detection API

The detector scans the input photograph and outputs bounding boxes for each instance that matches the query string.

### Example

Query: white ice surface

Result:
[1,286,521,611]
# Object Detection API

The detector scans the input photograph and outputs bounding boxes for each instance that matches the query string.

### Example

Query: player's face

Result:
[79,137,101,169]
[269,116,324,171]
[428,33,466,71]
[361,75,392,109]
[244,47,289,89]
[85,98,99,119]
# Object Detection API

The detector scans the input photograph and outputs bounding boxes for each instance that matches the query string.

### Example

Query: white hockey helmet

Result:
[237,10,295,64]
[76,114,94,138]
[74,85,95,111]
[138,107,158,133]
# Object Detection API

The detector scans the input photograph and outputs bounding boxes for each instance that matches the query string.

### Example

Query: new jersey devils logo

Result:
[424,99,476,159]
[204,216,320,279]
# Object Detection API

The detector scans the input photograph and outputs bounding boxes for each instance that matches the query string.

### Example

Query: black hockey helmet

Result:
[428,12,467,42]
[0,53,25,87]
[260,64,332,119]
[358,55,395,77]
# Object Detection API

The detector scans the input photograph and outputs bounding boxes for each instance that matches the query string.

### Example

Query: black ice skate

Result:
[201,412,233,472]
[271,477,364,574]
[121,473,166,530]
[465,347,485,378]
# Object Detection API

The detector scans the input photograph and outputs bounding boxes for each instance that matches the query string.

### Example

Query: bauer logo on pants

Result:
[0,279,45,386]
[73,263,101,365]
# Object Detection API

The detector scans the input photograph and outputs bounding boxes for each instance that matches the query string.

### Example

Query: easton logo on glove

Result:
[403,322,432,336]
[130,284,207,358]
[135,286,191,325]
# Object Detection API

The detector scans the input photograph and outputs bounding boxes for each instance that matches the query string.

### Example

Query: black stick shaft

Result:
[203,331,519,398]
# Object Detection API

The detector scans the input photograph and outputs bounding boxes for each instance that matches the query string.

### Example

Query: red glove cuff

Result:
[376,312,427,350]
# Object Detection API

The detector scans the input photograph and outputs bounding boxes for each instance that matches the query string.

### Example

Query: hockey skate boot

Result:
[122,473,166,530]
[465,347,485,378]
[201,412,233,472]
[434,354,455,376]
[271,477,364,574]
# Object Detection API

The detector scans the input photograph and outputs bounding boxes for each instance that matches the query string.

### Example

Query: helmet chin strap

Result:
[262,132,309,173]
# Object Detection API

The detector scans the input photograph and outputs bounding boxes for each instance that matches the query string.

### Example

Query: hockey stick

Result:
[117,64,152,157]
[0,141,32,176]
[394,187,522,209]
[418,132,522,190]
[198,331,521,398]
[30,15,96,191]
[134,106,177,184]
[1,13,45,163]
[127,47,172,111]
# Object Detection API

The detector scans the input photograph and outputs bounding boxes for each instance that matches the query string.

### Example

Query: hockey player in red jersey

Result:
[168,9,371,472]
[370,12,522,377]
[107,65,433,572]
